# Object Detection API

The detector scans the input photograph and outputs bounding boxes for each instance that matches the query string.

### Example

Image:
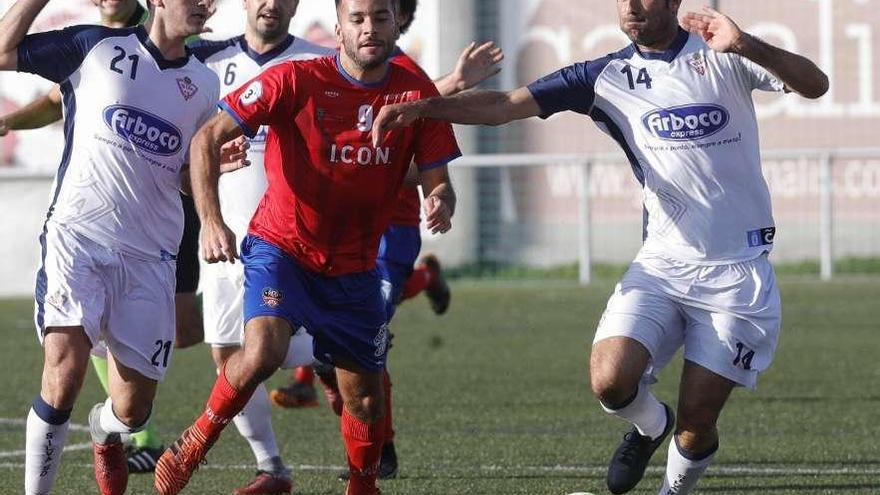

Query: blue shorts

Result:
[242,235,389,371]
[376,225,421,320]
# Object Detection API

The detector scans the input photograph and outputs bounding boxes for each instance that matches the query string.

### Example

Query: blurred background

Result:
[1,0,878,294]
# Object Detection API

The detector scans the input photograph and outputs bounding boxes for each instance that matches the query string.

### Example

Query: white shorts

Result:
[201,261,245,347]
[594,251,781,389]
[35,223,176,381]
[201,260,315,368]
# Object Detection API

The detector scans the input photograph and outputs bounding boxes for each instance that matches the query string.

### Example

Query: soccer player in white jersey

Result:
[372,1,828,494]
[0,0,240,494]
[186,1,334,493]
[0,1,202,475]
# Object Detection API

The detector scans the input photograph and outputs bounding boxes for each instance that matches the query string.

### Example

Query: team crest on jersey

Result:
[688,52,706,76]
[176,77,199,101]
[241,81,263,106]
[261,287,283,308]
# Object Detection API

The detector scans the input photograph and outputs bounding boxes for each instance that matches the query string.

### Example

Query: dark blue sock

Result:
[32,395,72,425]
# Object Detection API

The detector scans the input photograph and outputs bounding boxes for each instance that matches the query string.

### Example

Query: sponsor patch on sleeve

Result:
[747,227,776,247]
[240,81,263,106]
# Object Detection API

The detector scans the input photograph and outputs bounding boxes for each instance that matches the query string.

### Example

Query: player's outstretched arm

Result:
[434,41,505,97]
[372,86,540,146]
[0,86,63,135]
[682,6,829,99]
[0,0,51,71]
[419,165,456,235]
[190,111,245,264]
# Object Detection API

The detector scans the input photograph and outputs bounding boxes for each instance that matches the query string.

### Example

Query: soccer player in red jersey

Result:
[269,0,504,481]
[154,1,460,494]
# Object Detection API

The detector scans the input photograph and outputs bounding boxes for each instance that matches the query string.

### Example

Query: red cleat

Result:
[233,471,293,495]
[93,438,129,495]
[269,381,319,409]
[420,254,450,315]
[345,481,381,495]
[154,425,215,495]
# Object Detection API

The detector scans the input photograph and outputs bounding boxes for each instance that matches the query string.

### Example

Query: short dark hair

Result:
[397,0,417,34]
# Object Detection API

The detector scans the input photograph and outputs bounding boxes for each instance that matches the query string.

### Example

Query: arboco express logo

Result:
[642,104,729,141]
[103,105,183,156]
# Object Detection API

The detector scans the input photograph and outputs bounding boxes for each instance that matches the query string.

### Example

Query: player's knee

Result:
[590,373,637,408]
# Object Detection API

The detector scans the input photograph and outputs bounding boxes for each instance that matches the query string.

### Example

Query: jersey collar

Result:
[238,34,296,66]
[632,28,690,63]
[335,53,390,89]
[136,26,192,70]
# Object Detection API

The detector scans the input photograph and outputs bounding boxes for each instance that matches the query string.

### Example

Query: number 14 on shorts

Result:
[733,341,754,370]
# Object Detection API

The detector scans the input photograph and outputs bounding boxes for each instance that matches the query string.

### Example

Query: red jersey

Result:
[221,54,460,276]
[388,50,430,226]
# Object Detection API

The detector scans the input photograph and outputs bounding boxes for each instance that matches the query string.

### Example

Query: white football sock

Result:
[658,435,717,495]
[232,383,285,472]
[92,398,148,444]
[25,399,71,494]
[601,383,669,439]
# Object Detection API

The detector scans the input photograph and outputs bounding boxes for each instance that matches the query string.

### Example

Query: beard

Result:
[342,37,391,71]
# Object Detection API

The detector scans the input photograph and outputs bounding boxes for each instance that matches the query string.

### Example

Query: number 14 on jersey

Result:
[621,65,652,90]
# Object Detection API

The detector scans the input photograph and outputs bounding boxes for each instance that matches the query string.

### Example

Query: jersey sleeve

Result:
[412,84,461,171]
[219,62,296,138]
[17,25,115,83]
[733,54,785,93]
[526,61,598,118]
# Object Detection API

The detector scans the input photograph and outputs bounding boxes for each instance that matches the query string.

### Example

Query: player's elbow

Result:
[799,72,830,100]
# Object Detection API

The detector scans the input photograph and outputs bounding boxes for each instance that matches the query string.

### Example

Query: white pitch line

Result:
[2,418,879,477]
[0,417,92,459]
[0,462,878,477]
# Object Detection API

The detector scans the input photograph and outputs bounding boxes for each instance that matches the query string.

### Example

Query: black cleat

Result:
[127,445,164,474]
[606,403,674,494]
[338,442,399,481]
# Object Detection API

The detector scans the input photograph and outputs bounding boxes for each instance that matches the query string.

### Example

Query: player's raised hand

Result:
[682,6,743,53]
[451,41,504,92]
[372,101,424,147]
[219,135,250,174]
[424,195,452,235]
[200,219,238,264]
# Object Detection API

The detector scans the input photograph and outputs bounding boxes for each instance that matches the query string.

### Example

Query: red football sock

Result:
[295,365,315,385]
[341,409,385,495]
[382,370,394,443]
[195,366,253,439]
[401,266,431,301]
